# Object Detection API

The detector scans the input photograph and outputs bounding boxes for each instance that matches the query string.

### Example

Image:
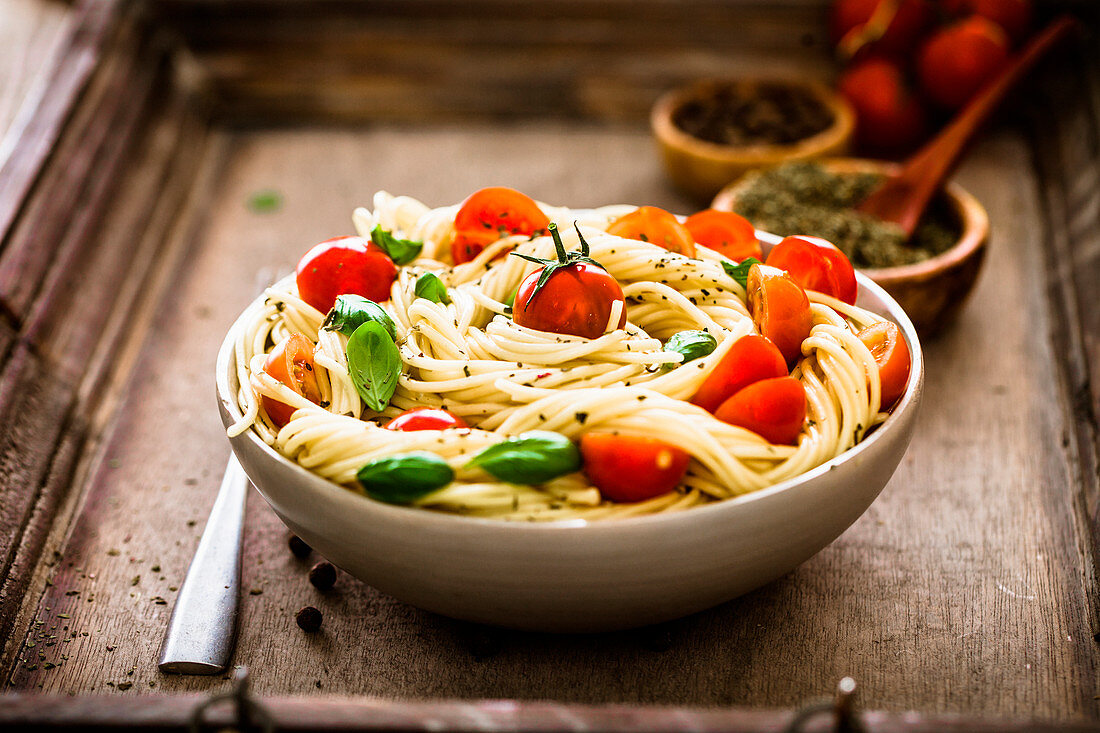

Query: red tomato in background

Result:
[385,407,468,431]
[831,0,935,61]
[607,206,696,258]
[684,210,763,262]
[858,320,911,408]
[746,264,814,367]
[451,187,550,264]
[943,0,1031,45]
[296,236,398,314]
[262,333,321,428]
[917,16,1010,110]
[838,57,929,155]
[765,235,858,305]
[690,334,788,413]
[513,262,626,340]
[580,433,690,503]
[714,377,807,446]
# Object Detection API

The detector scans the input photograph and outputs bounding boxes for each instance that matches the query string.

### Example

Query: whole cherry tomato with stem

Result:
[684,209,762,262]
[262,333,322,428]
[296,236,398,314]
[607,206,696,258]
[580,433,690,503]
[452,187,550,264]
[917,16,1010,110]
[831,0,936,61]
[858,320,911,409]
[690,333,788,413]
[746,263,814,368]
[838,57,930,155]
[385,407,468,432]
[765,235,858,305]
[511,222,626,340]
[714,376,807,446]
[943,0,1031,45]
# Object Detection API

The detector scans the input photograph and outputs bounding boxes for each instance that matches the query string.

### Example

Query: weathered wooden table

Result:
[1,0,1098,729]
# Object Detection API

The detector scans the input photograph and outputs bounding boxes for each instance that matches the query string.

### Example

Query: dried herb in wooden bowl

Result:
[672,83,835,147]
[730,162,960,269]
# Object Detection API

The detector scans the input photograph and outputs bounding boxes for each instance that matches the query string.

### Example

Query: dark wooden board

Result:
[1,0,1099,728]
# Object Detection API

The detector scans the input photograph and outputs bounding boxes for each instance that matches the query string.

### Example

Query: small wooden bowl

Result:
[651,78,856,203]
[712,158,990,336]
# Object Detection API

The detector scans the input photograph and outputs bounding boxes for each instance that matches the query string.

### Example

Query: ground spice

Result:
[731,162,960,269]
[673,83,834,147]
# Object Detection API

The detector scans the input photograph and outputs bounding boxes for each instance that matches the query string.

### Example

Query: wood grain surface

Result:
[3,121,1098,720]
[0,0,1098,727]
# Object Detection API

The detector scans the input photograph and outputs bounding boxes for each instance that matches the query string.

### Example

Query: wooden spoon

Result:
[857,14,1078,238]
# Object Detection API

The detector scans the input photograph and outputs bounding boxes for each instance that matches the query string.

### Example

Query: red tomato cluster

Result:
[831,0,1030,156]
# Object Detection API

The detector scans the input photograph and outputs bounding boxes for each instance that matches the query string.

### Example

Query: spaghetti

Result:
[226,191,896,521]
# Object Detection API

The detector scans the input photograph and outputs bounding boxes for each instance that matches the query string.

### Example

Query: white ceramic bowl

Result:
[216,256,924,633]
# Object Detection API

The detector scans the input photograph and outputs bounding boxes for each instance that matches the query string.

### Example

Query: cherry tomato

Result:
[714,377,806,446]
[917,17,1010,110]
[690,334,788,413]
[765,235,858,305]
[831,0,935,61]
[580,433,690,503]
[451,187,550,264]
[838,57,929,155]
[683,209,762,262]
[385,407,468,431]
[607,206,696,258]
[513,262,626,340]
[746,263,814,367]
[858,320,911,409]
[262,333,321,428]
[943,0,1031,44]
[296,236,398,314]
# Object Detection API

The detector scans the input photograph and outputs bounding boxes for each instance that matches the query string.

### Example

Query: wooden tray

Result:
[1,0,1099,729]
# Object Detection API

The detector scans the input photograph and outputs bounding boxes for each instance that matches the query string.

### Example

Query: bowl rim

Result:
[216,262,924,534]
[650,78,856,163]
[710,157,990,281]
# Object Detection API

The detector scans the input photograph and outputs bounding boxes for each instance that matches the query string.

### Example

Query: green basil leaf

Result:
[664,330,717,368]
[466,431,581,485]
[414,273,450,304]
[370,224,422,265]
[346,321,401,412]
[721,257,762,288]
[322,294,397,339]
[356,452,453,504]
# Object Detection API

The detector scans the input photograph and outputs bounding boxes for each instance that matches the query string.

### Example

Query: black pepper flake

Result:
[288,534,312,559]
[308,562,337,591]
[319,400,331,408]
[575,412,589,424]
[296,606,323,632]
[463,365,471,378]
[117,682,132,691]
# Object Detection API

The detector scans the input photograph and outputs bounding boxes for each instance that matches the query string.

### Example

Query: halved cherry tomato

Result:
[765,235,858,305]
[858,320,911,409]
[746,263,814,367]
[262,333,321,428]
[385,407,468,432]
[296,235,398,313]
[607,206,696,257]
[714,376,806,446]
[690,334,788,413]
[513,263,626,340]
[580,433,690,503]
[684,209,762,262]
[451,187,550,264]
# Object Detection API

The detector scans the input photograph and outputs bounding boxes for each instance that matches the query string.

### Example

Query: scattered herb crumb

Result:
[248,189,283,213]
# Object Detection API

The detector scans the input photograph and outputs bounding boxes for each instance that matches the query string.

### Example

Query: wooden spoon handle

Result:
[858,14,1078,236]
